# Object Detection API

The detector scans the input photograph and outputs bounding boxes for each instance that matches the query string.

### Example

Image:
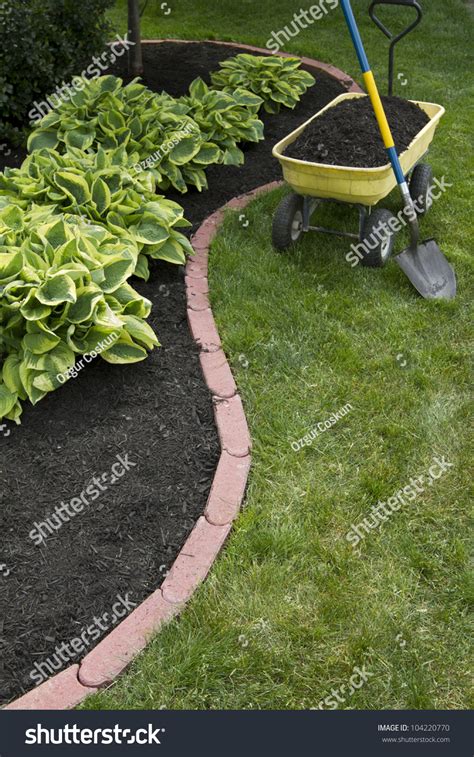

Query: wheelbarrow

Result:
[271,0,456,299]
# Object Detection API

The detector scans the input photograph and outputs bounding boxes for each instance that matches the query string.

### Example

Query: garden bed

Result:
[0,41,348,706]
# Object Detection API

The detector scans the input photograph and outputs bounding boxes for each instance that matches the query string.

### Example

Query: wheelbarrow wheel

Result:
[360,208,396,268]
[409,163,433,216]
[272,193,304,250]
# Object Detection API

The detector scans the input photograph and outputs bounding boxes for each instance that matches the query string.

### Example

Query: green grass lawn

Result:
[82,0,473,710]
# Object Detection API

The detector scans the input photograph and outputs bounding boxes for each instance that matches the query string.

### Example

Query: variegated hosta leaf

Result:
[0,382,19,417]
[132,215,170,246]
[2,354,27,400]
[100,333,149,364]
[36,273,77,305]
[66,286,103,323]
[22,330,61,354]
[120,314,159,351]
[0,250,23,283]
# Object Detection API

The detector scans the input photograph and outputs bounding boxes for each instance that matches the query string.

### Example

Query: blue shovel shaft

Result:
[340,0,408,191]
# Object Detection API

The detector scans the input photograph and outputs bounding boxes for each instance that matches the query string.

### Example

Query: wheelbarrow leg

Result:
[356,204,369,241]
[303,197,319,232]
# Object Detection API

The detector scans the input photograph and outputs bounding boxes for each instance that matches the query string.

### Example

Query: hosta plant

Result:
[210,54,316,114]
[0,202,159,424]
[157,78,264,166]
[0,147,194,280]
[27,75,221,193]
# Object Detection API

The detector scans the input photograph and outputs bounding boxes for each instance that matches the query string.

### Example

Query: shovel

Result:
[340,0,456,299]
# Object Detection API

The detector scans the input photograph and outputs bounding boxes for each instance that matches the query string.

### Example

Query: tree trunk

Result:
[128,0,143,76]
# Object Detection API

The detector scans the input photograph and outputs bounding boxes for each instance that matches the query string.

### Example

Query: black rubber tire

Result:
[272,193,304,250]
[360,208,397,268]
[409,163,433,216]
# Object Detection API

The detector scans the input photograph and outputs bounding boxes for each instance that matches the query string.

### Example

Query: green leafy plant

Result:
[27,76,222,193]
[0,147,194,281]
[0,202,159,424]
[210,54,316,114]
[156,78,265,166]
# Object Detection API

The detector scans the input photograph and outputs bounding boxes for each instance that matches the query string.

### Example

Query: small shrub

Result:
[0,0,114,144]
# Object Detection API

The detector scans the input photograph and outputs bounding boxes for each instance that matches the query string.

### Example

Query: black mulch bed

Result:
[0,41,347,705]
[285,94,430,168]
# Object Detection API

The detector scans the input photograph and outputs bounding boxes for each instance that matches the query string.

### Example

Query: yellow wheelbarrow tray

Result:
[272,92,445,207]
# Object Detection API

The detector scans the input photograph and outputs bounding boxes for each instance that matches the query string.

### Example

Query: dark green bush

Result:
[0,0,114,145]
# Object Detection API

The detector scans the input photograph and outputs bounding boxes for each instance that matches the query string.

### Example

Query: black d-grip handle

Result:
[369,0,423,95]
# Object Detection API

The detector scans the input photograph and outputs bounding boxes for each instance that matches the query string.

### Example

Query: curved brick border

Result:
[4,42,361,710]
[4,182,278,711]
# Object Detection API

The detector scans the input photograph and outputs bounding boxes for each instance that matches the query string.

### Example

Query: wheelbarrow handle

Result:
[369,0,423,95]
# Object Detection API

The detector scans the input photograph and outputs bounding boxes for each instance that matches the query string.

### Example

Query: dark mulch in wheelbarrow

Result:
[285,95,430,168]
[0,42,346,705]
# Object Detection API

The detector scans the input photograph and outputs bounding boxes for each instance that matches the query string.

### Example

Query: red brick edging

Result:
[4,181,280,711]
[4,41,361,710]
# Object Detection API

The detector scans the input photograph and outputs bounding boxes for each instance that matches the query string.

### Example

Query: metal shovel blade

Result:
[395,238,456,300]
